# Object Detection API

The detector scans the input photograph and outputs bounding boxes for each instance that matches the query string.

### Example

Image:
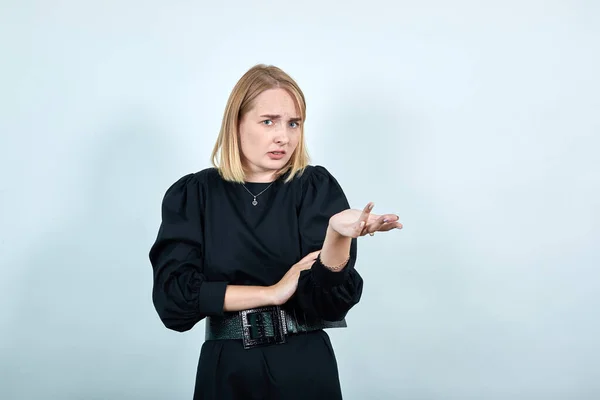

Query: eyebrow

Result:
[259,114,302,121]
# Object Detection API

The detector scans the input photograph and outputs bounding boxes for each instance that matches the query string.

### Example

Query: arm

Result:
[223,285,275,311]
[292,166,364,321]
[151,174,290,327]
[321,201,401,270]
[319,225,352,271]
[150,174,228,332]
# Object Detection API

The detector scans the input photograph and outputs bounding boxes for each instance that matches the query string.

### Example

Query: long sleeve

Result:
[149,173,228,332]
[294,166,364,321]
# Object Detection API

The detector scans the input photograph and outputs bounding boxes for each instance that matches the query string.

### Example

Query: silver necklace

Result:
[242,181,275,206]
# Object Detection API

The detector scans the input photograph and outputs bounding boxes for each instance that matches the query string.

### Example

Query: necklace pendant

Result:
[252,198,258,206]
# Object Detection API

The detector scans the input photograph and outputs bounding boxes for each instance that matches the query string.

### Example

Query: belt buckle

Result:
[239,306,287,349]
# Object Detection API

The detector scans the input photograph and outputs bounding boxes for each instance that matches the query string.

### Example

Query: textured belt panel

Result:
[205,306,347,341]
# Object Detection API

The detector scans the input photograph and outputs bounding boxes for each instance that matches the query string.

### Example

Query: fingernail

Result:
[383,219,389,223]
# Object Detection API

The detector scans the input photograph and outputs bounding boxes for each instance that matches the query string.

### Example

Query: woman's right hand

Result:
[269,250,321,306]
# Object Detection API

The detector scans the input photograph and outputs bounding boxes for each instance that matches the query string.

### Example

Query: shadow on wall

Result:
[3,111,198,400]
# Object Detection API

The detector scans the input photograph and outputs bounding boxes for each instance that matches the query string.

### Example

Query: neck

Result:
[245,176,276,183]
[244,169,278,183]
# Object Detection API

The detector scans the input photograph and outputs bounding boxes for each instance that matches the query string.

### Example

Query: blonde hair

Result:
[210,64,310,183]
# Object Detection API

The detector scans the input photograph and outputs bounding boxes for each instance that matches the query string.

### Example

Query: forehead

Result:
[249,88,300,115]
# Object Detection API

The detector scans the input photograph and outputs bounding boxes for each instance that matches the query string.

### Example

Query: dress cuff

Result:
[312,254,352,287]
[197,281,228,316]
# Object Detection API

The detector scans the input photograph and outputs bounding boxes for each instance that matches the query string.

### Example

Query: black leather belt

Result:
[205,306,347,349]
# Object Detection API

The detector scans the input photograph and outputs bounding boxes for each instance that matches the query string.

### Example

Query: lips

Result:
[267,151,286,160]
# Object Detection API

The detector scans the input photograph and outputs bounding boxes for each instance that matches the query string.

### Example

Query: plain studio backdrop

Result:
[1,1,599,399]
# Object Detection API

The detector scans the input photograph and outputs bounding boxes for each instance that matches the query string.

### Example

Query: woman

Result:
[149,64,402,399]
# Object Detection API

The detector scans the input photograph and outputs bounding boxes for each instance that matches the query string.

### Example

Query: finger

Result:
[359,213,381,228]
[359,214,389,235]
[376,216,403,232]
[292,260,312,273]
[354,201,375,233]
[359,222,370,236]
[304,253,320,267]
[363,215,401,234]
[298,262,313,271]
[356,202,374,227]
[359,218,376,235]
[302,250,321,261]
[298,252,320,268]
[354,220,366,235]
[369,214,391,233]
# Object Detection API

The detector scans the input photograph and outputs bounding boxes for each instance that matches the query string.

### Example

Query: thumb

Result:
[298,261,313,271]
[303,250,321,261]
[353,220,366,236]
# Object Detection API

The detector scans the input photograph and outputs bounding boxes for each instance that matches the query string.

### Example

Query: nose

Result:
[275,136,289,145]
[273,128,290,145]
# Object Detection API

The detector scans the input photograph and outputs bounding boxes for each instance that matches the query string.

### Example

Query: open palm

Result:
[329,202,403,238]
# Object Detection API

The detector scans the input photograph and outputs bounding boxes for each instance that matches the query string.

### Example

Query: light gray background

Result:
[1,1,599,399]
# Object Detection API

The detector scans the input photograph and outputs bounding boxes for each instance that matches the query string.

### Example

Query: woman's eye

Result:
[290,121,300,128]
[262,120,273,126]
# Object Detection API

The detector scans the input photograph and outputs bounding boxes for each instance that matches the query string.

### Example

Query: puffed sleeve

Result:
[293,166,364,321]
[149,173,228,332]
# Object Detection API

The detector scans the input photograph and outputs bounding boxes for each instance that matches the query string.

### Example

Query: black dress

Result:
[149,165,364,399]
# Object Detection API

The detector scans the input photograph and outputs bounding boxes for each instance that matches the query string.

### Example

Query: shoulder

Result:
[296,164,333,181]
[162,167,220,201]
[297,164,342,188]
[294,165,350,211]
[294,165,347,203]
[168,167,219,188]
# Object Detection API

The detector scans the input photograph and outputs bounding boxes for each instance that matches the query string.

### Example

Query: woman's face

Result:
[238,88,302,182]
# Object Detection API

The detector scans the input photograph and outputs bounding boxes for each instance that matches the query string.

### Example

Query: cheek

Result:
[291,133,301,148]
[239,128,269,158]
[239,127,258,147]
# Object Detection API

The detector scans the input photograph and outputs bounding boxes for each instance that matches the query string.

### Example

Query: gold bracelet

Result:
[320,253,350,272]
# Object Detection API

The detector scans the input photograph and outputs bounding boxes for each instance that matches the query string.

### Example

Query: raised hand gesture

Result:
[328,202,402,238]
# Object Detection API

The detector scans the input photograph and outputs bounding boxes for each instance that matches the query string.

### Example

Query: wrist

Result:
[321,223,352,271]
[326,221,344,239]
[263,285,279,306]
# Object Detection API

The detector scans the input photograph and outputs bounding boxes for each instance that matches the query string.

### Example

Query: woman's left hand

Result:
[328,202,403,238]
